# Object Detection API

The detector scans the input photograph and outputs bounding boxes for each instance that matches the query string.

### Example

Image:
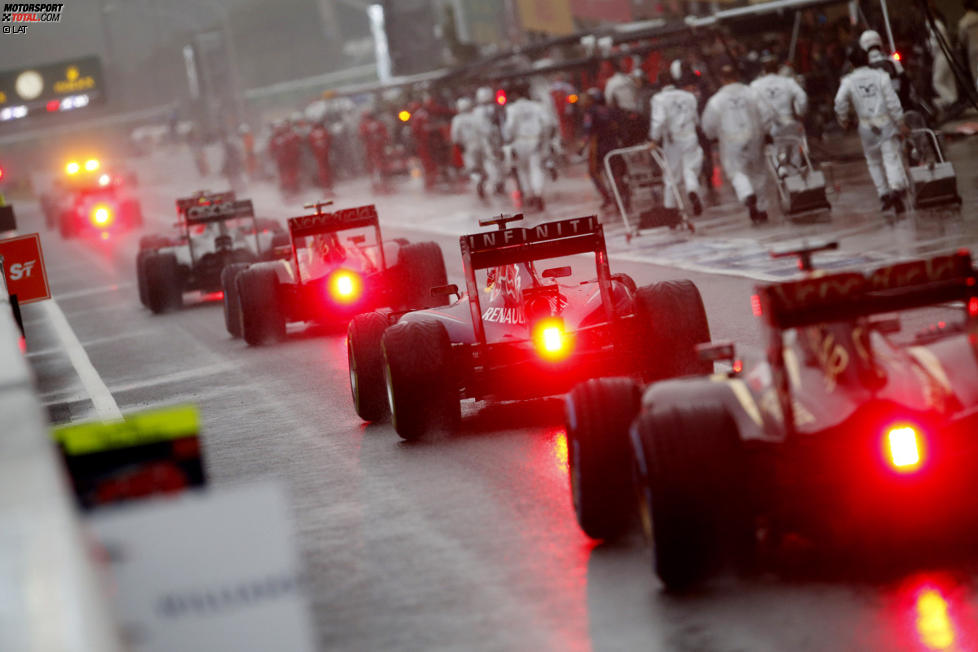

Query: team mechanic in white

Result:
[750,53,808,172]
[834,47,909,214]
[649,60,704,216]
[702,65,774,224]
[450,98,492,200]
[473,86,504,196]
[503,82,556,212]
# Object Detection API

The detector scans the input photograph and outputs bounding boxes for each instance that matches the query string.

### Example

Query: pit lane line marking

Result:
[54,281,134,301]
[43,299,122,420]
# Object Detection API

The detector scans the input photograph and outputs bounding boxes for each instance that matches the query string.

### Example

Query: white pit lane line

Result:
[43,299,123,421]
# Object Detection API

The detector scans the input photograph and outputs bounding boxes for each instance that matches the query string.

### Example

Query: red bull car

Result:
[225,201,448,346]
[564,245,978,590]
[136,191,287,314]
[44,157,143,238]
[348,213,712,440]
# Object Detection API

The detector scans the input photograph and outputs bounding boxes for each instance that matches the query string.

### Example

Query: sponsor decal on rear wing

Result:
[185,199,255,225]
[758,252,977,329]
[288,204,379,238]
[462,215,603,269]
[175,191,236,215]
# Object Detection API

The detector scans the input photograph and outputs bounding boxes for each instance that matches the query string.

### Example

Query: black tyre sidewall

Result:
[565,377,642,540]
[221,263,250,337]
[348,312,390,421]
[238,267,285,346]
[633,279,712,381]
[145,252,182,314]
[396,242,449,309]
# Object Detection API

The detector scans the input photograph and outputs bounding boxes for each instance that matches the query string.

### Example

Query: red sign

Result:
[0,233,50,303]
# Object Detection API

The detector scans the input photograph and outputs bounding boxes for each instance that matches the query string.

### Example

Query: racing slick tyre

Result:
[382,319,458,441]
[221,263,250,338]
[144,252,183,314]
[136,250,152,308]
[565,377,642,540]
[138,234,170,250]
[396,242,449,309]
[348,312,391,422]
[631,401,749,591]
[633,280,711,381]
[238,267,286,346]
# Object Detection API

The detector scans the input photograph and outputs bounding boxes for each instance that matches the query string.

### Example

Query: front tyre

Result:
[396,242,449,309]
[631,401,748,591]
[221,263,250,337]
[633,279,711,381]
[565,377,642,540]
[382,319,458,440]
[348,312,390,422]
[238,267,285,346]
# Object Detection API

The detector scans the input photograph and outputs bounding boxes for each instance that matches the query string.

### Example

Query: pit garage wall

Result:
[0,269,122,650]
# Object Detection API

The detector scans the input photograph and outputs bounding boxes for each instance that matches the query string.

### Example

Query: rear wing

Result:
[287,204,379,239]
[175,191,236,216]
[756,251,977,329]
[184,199,255,225]
[460,215,604,270]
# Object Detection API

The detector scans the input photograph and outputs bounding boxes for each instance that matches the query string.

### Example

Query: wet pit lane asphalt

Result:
[19,137,978,651]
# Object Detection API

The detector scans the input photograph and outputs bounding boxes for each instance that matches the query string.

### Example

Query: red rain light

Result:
[532,317,571,361]
[750,294,763,317]
[887,425,921,472]
[969,297,978,317]
[90,204,114,227]
[328,270,362,304]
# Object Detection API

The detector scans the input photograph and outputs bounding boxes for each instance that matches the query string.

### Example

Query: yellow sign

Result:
[516,0,574,35]
[53,405,200,456]
[53,65,95,94]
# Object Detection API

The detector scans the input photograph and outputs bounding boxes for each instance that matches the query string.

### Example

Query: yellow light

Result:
[398,110,411,122]
[532,317,571,361]
[567,93,579,104]
[893,52,902,62]
[66,161,80,175]
[84,158,100,171]
[887,426,921,471]
[97,173,111,187]
[91,204,113,227]
[328,270,361,304]
[916,587,955,650]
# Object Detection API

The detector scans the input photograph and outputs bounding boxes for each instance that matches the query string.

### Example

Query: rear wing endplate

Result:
[461,215,603,269]
[757,251,977,329]
[288,204,379,239]
[185,199,255,225]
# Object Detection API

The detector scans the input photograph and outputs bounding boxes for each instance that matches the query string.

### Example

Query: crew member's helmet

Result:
[859,29,884,52]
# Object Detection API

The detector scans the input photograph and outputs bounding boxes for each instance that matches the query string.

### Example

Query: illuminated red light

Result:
[732,359,743,374]
[532,317,571,361]
[887,425,921,472]
[46,100,59,112]
[90,204,113,227]
[750,294,763,317]
[969,297,978,316]
[328,270,361,304]
[495,89,507,106]
[893,52,901,62]
[567,94,578,104]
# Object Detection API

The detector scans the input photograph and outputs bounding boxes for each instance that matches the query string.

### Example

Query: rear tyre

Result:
[348,312,390,422]
[238,267,285,346]
[382,319,458,440]
[565,377,642,540]
[221,263,250,337]
[631,401,748,591]
[144,252,183,314]
[633,280,711,381]
[396,242,449,309]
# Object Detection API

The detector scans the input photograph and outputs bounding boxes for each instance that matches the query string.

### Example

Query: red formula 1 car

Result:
[224,201,448,346]
[347,213,712,440]
[137,191,287,313]
[565,245,978,590]
[44,157,143,239]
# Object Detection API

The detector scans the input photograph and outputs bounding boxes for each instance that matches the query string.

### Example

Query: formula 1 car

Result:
[564,243,978,590]
[224,201,448,346]
[136,191,287,314]
[43,157,143,239]
[348,213,712,439]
